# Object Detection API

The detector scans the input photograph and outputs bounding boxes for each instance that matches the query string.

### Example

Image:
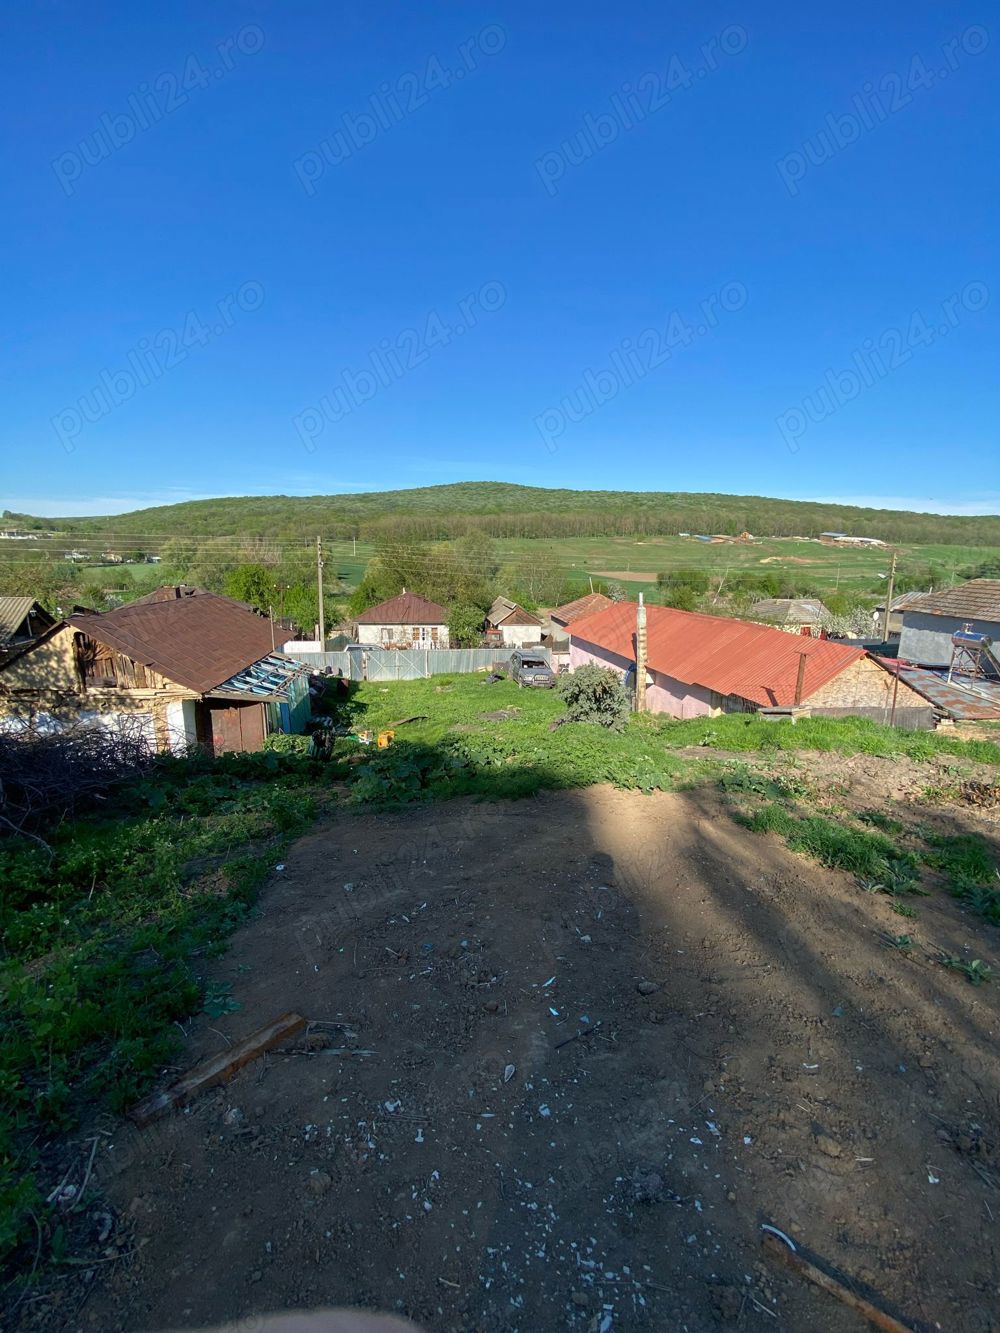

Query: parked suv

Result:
[509,650,556,688]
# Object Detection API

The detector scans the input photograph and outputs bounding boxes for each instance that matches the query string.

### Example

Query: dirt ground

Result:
[20,781,1000,1333]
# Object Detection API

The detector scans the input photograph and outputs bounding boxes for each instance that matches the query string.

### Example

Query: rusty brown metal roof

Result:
[68,593,278,694]
[550,592,613,625]
[354,592,448,625]
[902,579,1000,622]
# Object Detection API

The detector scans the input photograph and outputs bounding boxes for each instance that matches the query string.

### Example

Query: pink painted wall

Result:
[569,639,715,718]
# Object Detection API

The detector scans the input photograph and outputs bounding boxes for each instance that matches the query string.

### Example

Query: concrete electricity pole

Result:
[880,551,897,643]
[316,535,326,644]
[635,594,647,713]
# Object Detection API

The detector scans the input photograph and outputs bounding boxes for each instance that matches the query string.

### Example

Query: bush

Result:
[660,585,699,612]
[448,603,486,647]
[556,664,631,731]
[262,732,312,756]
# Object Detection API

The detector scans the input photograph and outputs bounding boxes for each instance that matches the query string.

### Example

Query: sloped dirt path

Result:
[32,786,999,1333]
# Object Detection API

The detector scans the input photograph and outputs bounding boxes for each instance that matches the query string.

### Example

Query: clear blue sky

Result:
[3,1,998,516]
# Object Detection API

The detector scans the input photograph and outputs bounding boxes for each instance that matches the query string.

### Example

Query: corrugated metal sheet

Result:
[569,602,865,707]
[293,647,515,679]
[0,597,51,644]
[211,653,310,701]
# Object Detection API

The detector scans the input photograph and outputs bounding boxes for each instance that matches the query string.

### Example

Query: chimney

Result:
[635,594,647,713]
[794,650,808,706]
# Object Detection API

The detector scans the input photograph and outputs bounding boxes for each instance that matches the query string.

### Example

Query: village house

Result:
[354,591,450,648]
[749,597,831,637]
[0,597,56,652]
[0,591,311,755]
[872,590,929,639]
[484,596,544,648]
[568,601,933,726]
[897,579,1000,666]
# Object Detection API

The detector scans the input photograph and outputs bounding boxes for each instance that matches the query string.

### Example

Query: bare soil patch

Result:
[24,786,999,1333]
[592,570,659,582]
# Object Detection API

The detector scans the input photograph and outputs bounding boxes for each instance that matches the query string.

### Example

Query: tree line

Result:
[7,482,1000,545]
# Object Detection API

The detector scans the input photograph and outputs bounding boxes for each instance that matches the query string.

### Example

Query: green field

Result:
[3,479,999,612]
[421,534,997,600]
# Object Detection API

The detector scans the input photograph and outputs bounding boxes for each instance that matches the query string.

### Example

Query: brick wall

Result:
[808,656,929,714]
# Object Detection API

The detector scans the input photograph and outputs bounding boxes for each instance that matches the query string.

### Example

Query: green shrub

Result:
[556,664,631,731]
[262,732,312,756]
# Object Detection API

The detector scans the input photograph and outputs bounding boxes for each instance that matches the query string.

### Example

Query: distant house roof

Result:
[749,597,830,625]
[900,579,1000,623]
[0,597,54,645]
[487,596,542,628]
[354,592,449,626]
[130,584,211,605]
[550,592,613,626]
[67,592,278,694]
[874,590,930,614]
[569,602,866,708]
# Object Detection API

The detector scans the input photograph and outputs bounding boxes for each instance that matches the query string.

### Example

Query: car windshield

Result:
[520,658,546,668]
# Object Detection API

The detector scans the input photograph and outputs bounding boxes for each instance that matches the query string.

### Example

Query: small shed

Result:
[485,597,544,648]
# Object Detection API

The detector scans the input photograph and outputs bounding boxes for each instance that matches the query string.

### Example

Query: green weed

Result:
[743,804,922,888]
[921,833,1000,925]
[0,756,319,1279]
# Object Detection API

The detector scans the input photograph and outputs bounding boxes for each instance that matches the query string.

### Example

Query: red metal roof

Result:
[569,602,866,707]
[354,592,449,625]
[68,593,278,694]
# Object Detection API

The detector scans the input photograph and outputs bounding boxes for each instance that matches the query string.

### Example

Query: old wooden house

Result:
[0,591,310,754]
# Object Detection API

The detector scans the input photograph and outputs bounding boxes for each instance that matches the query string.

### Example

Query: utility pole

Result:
[316,535,326,645]
[880,551,896,643]
[635,594,647,713]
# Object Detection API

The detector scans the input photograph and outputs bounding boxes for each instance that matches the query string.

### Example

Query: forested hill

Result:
[6,482,999,545]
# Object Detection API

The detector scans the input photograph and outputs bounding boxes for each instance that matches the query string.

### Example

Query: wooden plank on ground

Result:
[129,1011,307,1127]
[762,1232,914,1332]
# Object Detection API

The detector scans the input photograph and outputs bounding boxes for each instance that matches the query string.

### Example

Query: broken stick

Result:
[762,1232,914,1333]
[129,1012,307,1127]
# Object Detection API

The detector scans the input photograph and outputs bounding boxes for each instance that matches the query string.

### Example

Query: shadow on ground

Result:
[12,753,1000,1333]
